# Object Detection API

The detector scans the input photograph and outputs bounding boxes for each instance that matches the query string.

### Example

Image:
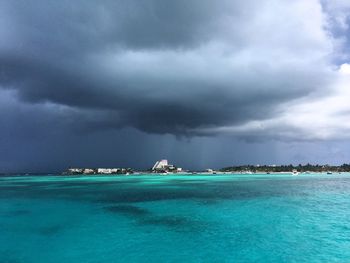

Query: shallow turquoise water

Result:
[1,173,350,262]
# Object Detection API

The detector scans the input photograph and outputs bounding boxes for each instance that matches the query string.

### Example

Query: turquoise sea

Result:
[1,173,350,262]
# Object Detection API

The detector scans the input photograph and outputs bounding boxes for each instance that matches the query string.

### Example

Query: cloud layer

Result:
[1,0,345,138]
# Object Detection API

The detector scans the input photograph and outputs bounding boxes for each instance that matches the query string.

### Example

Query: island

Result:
[62,160,350,175]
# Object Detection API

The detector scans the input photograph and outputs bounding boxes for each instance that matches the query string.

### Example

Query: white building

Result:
[97,168,125,174]
[68,168,83,173]
[152,159,169,170]
[97,168,112,174]
[83,168,95,174]
[152,159,182,173]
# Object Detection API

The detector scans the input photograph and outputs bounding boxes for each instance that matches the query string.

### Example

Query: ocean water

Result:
[1,173,350,263]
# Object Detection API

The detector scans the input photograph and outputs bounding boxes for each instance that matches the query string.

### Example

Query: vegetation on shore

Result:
[220,164,350,173]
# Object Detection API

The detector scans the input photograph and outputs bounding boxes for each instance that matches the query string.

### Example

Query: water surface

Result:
[1,173,350,262]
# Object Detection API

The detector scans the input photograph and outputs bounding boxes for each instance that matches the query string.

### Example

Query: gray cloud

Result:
[0,0,338,137]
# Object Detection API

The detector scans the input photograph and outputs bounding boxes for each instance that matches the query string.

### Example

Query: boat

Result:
[292,169,299,176]
[327,171,332,175]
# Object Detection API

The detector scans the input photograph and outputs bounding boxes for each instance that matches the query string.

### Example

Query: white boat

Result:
[292,169,299,176]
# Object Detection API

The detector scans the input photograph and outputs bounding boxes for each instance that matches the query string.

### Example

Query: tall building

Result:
[152,159,169,170]
[151,159,182,173]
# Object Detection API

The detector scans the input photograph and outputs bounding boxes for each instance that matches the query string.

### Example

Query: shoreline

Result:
[1,172,348,177]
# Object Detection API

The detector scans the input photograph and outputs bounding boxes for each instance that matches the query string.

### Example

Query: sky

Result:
[1,0,350,172]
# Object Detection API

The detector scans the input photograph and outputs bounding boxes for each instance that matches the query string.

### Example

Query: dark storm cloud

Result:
[0,0,336,136]
[1,0,249,51]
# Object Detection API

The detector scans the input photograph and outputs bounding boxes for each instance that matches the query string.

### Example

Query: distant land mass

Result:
[61,161,350,175]
[2,162,350,176]
[220,164,350,173]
